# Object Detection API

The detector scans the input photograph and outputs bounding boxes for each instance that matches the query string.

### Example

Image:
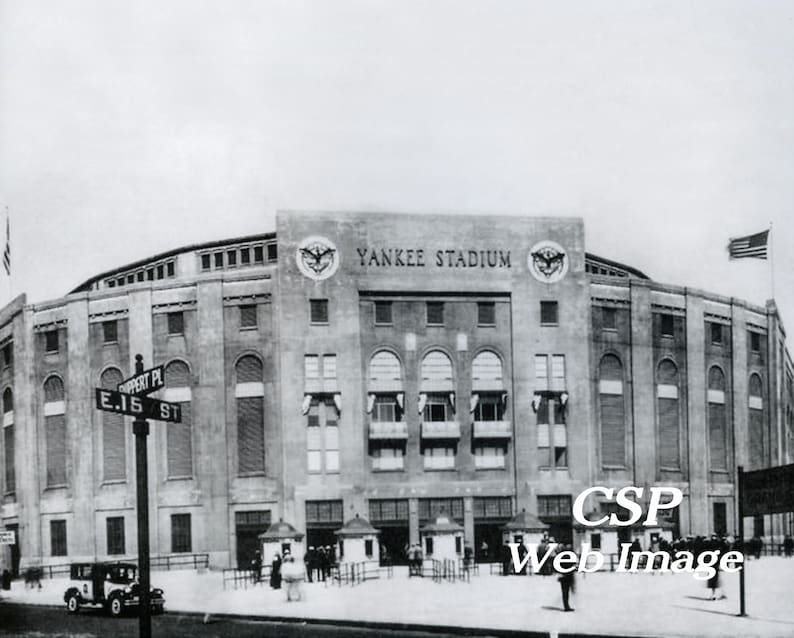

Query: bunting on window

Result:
[418,392,427,414]
[366,394,376,414]
[396,392,404,410]
[448,392,456,413]
[470,393,480,413]
[333,393,342,414]
[559,391,569,419]
[531,393,542,413]
[501,392,508,407]
[301,394,313,416]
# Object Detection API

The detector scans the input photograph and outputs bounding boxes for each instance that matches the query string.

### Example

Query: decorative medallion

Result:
[296,235,339,281]
[528,240,568,283]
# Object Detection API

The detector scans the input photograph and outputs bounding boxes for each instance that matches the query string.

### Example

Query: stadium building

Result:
[0,211,792,574]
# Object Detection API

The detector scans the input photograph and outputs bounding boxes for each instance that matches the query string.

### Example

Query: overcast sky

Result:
[1,1,792,324]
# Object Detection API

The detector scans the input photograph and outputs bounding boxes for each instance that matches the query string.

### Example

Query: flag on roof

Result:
[2,212,9,276]
[728,229,769,260]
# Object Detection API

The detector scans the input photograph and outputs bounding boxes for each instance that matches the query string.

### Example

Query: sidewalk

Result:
[3,558,794,637]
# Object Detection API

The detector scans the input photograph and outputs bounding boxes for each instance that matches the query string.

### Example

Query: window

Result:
[426,302,444,326]
[537,495,572,519]
[750,331,761,353]
[535,355,548,388]
[599,354,625,468]
[423,394,449,422]
[2,343,12,368]
[254,246,264,264]
[478,302,495,326]
[304,355,319,379]
[240,305,257,329]
[214,252,223,268]
[50,520,67,556]
[306,399,339,474]
[156,264,164,279]
[660,313,675,338]
[236,356,265,474]
[45,330,59,353]
[240,247,251,264]
[100,368,126,482]
[227,250,237,267]
[267,244,278,262]
[418,497,464,522]
[540,301,558,326]
[323,354,337,380]
[657,360,680,469]
[305,500,344,524]
[4,389,14,494]
[602,307,617,331]
[44,376,66,487]
[709,322,723,345]
[372,445,404,470]
[713,503,727,536]
[147,268,154,281]
[167,312,184,335]
[474,394,504,421]
[106,517,125,555]
[372,395,398,422]
[472,496,512,519]
[748,374,764,470]
[423,445,455,470]
[707,366,727,471]
[102,321,118,344]
[127,274,134,285]
[310,299,329,324]
[375,301,393,325]
[171,514,192,553]
[425,537,434,555]
[369,499,409,522]
[167,261,175,277]
[474,445,506,469]
[537,393,567,468]
[165,361,193,478]
[551,355,565,383]
[137,271,144,282]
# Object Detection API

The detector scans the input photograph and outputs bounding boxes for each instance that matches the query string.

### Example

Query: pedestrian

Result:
[251,550,262,584]
[554,544,576,612]
[270,553,282,590]
[707,536,725,600]
[784,535,793,558]
[304,546,314,582]
[281,554,305,602]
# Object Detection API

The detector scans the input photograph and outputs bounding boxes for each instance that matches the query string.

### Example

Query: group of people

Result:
[268,551,307,601]
[406,543,425,576]
[303,545,336,582]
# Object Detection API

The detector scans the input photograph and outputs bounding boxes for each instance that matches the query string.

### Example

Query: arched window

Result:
[421,351,453,388]
[472,351,503,390]
[599,355,625,467]
[2,388,13,494]
[165,361,192,478]
[43,375,66,487]
[748,374,764,470]
[369,351,402,387]
[101,368,126,481]
[236,355,265,474]
[656,360,680,469]
[707,366,727,471]
[367,351,405,469]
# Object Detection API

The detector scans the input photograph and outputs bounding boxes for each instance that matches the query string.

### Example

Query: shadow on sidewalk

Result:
[671,604,794,627]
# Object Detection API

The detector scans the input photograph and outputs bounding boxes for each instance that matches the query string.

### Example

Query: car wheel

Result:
[108,595,124,617]
[66,593,81,614]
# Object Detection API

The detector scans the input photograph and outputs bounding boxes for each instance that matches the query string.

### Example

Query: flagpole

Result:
[769,221,774,302]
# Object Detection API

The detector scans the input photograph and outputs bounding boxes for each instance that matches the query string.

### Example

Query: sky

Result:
[1,1,793,323]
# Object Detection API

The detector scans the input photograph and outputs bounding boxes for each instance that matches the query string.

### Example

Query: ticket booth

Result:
[259,519,305,566]
[335,514,380,564]
[501,509,549,546]
[420,514,464,561]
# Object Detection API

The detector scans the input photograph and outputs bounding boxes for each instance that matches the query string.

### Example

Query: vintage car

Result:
[63,562,165,616]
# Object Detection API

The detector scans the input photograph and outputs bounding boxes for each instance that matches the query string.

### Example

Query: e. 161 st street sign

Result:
[95,388,182,423]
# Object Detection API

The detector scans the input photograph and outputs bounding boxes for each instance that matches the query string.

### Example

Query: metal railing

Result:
[331,561,392,586]
[431,558,470,583]
[30,553,211,581]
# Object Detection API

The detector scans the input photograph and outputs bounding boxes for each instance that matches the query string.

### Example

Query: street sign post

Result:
[117,365,165,396]
[0,530,15,544]
[95,355,179,638]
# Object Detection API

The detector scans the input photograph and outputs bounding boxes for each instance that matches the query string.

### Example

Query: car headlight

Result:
[124,586,132,594]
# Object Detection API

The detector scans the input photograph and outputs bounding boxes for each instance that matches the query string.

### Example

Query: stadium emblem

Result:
[296,236,340,281]
[528,240,568,283]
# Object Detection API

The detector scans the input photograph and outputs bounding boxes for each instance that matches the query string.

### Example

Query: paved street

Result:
[0,603,531,638]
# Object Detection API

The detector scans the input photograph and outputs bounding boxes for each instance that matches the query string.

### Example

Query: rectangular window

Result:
[304,355,319,380]
[267,244,278,262]
[306,400,339,474]
[660,313,675,337]
[238,396,265,474]
[372,395,398,422]
[534,355,548,384]
[240,305,257,329]
[750,331,761,353]
[214,252,223,269]
[102,320,118,344]
[310,299,329,324]
[167,312,184,335]
[45,330,59,353]
[422,394,449,422]
[167,403,192,478]
[50,520,67,557]
[478,302,495,326]
[325,418,339,473]
[171,514,192,553]
[537,494,572,519]
[106,517,125,555]
[2,343,12,367]
[227,250,237,267]
[423,445,455,470]
[602,307,617,331]
[323,354,337,379]
[426,302,444,326]
[305,500,344,524]
[713,503,727,536]
[167,261,175,277]
[369,499,409,522]
[137,271,144,282]
[540,301,558,326]
[240,247,251,264]
[474,394,503,421]
[375,301,393,325]
[127,274,134,285]
[117,277,125,287]
[46,414,67,487]
[472,496,512,519]
[156,264,164,279]
[551,355,565,381]
[372,445,404,471]
[147,268,155,281]
[710,322,723,345]
[4,425,14,493]
[418,497,464,522]
[254,246,264,263]
[474,445,506,469]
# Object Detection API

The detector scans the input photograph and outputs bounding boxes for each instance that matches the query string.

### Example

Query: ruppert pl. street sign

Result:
[95,388,182,423]
[0,530,15,544]
[117,365,165,396]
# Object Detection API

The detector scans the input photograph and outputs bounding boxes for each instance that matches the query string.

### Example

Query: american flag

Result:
[2,212,8,276]
[728,229,769,260]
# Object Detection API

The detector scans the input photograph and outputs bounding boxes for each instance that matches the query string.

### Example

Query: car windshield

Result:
[104,565,136,583]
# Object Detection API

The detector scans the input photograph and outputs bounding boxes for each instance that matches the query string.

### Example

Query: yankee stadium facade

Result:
[0,211,791,573]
